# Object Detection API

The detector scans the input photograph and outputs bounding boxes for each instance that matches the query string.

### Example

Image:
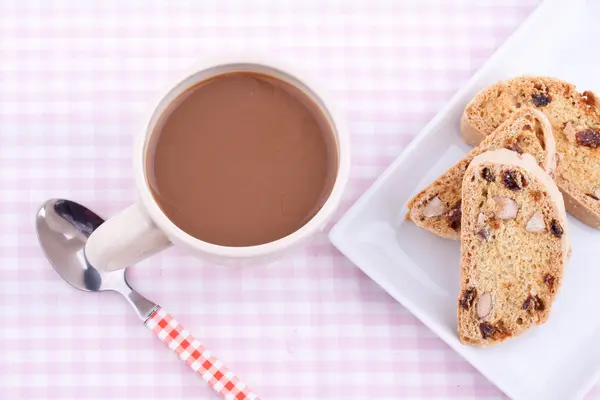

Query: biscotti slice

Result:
[458,149,569,347]
[462,76,600,228]
[406,108,555,239]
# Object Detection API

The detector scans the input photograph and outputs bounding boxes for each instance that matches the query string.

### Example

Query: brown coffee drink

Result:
[146,71,338,247]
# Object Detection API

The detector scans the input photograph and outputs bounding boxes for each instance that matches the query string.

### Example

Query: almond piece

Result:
[526,211,545,232]
[422,196,446,218]
[477,226,490,241]
[594,187,600,200]
[556,152,563,165]
[477,292,493,319]
[477,212,487,225]
[564,121,577,143]
[493,196,518,220]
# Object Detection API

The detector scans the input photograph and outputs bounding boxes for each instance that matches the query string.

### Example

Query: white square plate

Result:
[329,1,600,399]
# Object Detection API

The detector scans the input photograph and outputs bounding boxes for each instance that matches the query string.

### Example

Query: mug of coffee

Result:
[85,56,350,271]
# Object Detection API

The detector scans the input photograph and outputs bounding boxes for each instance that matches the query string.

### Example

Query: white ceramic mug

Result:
[85,56,351,271]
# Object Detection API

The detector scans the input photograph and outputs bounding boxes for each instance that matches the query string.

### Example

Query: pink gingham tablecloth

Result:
[3,1,592,399]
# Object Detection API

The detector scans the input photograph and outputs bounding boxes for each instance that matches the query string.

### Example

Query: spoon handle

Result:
[145,307,260,400]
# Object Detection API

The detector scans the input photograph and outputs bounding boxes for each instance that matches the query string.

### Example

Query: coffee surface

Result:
[147,71,337,246]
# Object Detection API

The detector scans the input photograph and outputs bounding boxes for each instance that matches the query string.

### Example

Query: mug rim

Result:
[133,54,351,259]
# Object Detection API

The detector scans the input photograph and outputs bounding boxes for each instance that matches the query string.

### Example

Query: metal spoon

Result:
[36,199,260,400]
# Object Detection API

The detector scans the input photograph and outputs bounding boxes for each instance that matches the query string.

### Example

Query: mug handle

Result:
[85,203,172,271]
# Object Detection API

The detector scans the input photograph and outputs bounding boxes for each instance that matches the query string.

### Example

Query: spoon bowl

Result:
[36,199,156,317]
[36,199,120,291]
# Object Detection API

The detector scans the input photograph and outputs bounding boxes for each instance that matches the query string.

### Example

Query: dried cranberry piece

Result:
[532,93,551,107]
[575,129,600,148]
[479,322,496,339]
[544,274,555,290]
[502,170,522,191]
[505,142,523,155]
[522,295,534,310]
[550,219,563,238]
[583,91,597,108]
[481,167,495,182]
[534,296,545,311]
[447,203,462,231]
[522,295,545,311]
[459,288,477,310]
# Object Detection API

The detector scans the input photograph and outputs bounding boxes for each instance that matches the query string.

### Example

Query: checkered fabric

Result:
[146,307,259,400]
[8,1,595,400]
